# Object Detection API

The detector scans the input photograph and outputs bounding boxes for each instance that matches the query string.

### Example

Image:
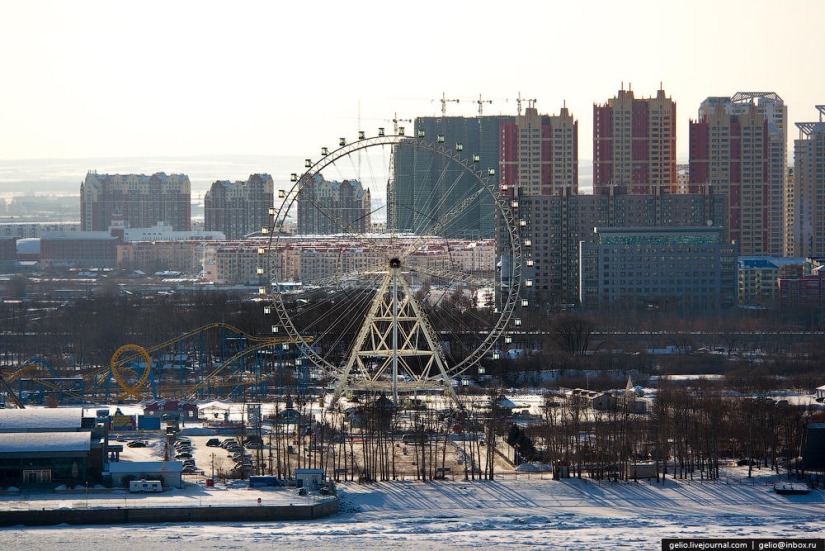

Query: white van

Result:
[129,479,162,493]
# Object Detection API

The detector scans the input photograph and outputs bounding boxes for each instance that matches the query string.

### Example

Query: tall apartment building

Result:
[499,105,578,196]
[204,174,274,239]
[517,185,728,308]
[689,99,770,256]
[297,174,371,235]
[792,105,825,257]
[392,115,509,238]
[692,93,787,256]
[81,172,191,232]
[785,166,797,256]
[593,86,677,194]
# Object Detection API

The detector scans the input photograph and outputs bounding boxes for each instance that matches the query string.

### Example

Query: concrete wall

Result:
[0,499,338,527]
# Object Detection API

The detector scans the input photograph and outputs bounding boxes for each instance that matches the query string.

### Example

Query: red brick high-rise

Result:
[689,101,769,256]
[593,86,677,194]
[499,104,578,196]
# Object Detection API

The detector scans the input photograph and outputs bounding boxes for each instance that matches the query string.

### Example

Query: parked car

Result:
[206,438,221,447]
[175,452,192,459]
[127,441,147,448]
[181,465,202,475]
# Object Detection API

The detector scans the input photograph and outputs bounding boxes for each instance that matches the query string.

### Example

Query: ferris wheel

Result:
[264,131,522,407]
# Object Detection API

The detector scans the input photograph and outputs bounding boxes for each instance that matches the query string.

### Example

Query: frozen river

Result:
[1,470,823,550]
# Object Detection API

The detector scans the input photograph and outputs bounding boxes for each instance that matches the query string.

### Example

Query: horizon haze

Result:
[2,1,824,165]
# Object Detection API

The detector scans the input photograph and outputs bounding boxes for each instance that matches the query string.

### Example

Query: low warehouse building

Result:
[0,408,106,487]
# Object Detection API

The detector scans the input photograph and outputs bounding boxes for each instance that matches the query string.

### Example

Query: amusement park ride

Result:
[0,129,523,410]
[0,324,311,406]
[262,129,522,409]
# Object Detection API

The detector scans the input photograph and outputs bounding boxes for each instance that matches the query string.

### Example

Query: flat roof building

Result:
[579,226,737,312]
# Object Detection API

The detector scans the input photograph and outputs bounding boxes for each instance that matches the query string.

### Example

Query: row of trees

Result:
[218,393,508,483]
[216,379,820,486]
[2,291,825,381]
[519,379,815,482]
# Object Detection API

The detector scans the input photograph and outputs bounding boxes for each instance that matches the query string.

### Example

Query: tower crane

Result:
[387,112,412,134]
[475,94,493,116]
[514,92,537,115]
[433,92,460,117]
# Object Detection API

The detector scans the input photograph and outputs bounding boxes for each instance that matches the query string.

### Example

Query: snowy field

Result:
[1,472,823,550]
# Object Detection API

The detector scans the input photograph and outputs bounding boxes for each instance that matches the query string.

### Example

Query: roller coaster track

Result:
[0,358,88,407]
[3,357,58,381]
[0,373,24,409]
[108,322,312,400]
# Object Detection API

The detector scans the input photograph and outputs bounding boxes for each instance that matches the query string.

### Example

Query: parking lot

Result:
[114,430,494,483]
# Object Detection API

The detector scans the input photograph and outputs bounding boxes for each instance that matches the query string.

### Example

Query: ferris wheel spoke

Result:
[300,192,388,256]
[412,265,491,290]
[299,263,387,288]
[402,188,486,258]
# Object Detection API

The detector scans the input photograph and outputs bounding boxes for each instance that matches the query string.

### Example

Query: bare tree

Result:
[549,314,596,357]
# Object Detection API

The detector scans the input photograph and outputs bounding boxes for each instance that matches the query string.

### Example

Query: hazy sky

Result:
[2,0,823,163]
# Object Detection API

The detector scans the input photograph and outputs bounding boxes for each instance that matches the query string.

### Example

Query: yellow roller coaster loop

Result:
[110,344,152,400]
[108,323,312,400]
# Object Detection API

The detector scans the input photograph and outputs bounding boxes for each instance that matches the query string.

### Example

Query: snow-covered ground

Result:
[1,470,822,550]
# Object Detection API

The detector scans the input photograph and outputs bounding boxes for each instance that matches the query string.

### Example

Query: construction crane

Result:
[475,94,493,116]
[515,92,537,115]
[387,112,412,134]
[433,92,460,117]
